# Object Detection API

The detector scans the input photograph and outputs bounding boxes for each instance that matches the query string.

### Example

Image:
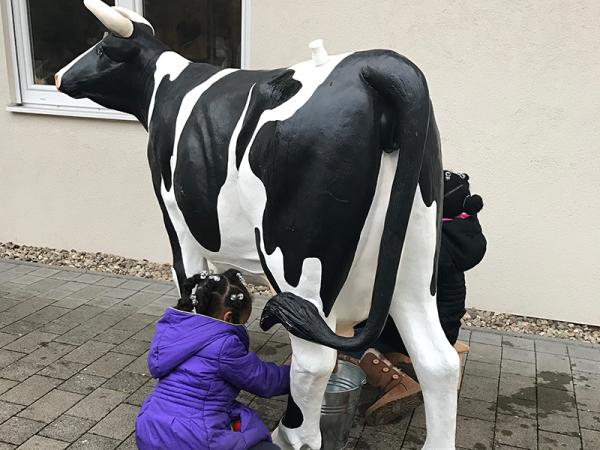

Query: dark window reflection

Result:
[28,0,115,85]
[143,0,241,68]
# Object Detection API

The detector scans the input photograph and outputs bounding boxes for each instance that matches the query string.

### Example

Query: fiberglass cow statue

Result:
[56,1,459,448]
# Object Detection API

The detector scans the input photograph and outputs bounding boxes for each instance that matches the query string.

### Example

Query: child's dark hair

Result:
[175,269,252,323]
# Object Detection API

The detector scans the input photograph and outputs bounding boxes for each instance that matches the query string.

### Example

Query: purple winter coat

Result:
[135,308,290,450]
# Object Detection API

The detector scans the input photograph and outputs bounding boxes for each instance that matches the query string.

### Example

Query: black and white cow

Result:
[56,1,459,448]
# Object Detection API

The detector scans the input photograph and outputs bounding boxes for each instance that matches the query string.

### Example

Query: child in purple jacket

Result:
[136,269,290,450]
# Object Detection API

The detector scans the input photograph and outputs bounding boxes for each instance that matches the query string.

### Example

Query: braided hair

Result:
[175,269,252,323]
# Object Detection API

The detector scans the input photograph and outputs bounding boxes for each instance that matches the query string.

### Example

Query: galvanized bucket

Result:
[320,360,367,450]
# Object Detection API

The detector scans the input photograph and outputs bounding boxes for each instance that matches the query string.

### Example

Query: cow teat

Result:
[309,39,328,66]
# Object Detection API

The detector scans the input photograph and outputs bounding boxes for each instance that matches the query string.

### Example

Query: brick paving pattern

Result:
[0,259,599,449]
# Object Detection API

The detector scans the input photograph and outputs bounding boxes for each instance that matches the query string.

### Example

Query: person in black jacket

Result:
[340,169,487,425]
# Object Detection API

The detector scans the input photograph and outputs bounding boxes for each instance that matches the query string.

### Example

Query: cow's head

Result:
[56,0,167,120]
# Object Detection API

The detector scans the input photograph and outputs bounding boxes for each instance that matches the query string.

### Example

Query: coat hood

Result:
[147,308,249,379]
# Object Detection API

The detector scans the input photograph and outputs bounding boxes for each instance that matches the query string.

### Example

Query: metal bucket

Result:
[320,360,367,450]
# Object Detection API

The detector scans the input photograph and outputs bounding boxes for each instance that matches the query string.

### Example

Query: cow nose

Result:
[54,73,61,90]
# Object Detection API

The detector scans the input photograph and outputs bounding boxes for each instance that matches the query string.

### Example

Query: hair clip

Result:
[209,275,221,282]
[236,272,246,285]
[230,293,244,302]
[200,270,208,280]
[190,294,198,307]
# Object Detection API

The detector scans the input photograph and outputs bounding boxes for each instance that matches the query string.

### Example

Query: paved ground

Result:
[0,260,599,449]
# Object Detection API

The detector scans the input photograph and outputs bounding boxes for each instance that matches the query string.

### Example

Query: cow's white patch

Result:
[160,68,238,278]
[148,52,189,127]
[55,45,96,88]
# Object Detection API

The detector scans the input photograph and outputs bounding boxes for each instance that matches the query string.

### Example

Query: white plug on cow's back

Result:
[309,39,328,66]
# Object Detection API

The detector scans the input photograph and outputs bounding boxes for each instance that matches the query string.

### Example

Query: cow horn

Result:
[84,0,133,38]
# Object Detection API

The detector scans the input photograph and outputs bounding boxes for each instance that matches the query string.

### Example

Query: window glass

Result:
[143,0,241,68]
[27,0,115,85]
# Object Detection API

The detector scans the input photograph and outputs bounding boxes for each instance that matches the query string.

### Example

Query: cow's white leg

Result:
[272,321,337,450]
[389,188,459,450]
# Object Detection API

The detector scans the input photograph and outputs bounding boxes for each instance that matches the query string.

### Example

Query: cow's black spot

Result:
[281,394,304,429]
[236,69,301,169]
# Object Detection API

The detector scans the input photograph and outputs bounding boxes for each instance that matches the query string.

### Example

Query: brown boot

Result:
[359,349,423,426]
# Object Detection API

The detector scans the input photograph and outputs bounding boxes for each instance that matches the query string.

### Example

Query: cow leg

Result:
[272,323,337,450]
[388,190,459,450]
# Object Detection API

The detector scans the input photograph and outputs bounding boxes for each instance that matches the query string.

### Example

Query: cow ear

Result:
[104,40,140,62]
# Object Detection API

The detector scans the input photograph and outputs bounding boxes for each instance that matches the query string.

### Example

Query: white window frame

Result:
[5,0,251,120]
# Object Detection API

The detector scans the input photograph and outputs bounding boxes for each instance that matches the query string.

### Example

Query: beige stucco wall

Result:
[1,1,599,324]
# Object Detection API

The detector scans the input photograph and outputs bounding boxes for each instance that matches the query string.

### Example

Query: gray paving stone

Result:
[119,280,150,291]
[88,296,122,309]
[111,340,149,357]
[0,400,24,424]
[539,430,582,449]
[464,360,501,379]
[354,426,405,449]
[42,288,71,301]
[256,341,292,365]
[51,297,91,310]
[582,428,600,450]
[115,433,137,449]
[20,342,75,367]
[135,304,164,316]
[122,352,149,376]
[125,379,156,406]
[17,389,83,423]
[24,307,69,325]
[457,397,496,422]
[501,358,536,378]
[572,358,600,374]
[28,268,60,279]
[0,417,45,445]
[538,369,574,391]
[94,329,135,346]
[27,278,67,295]
[0,379,18,396]
[67,388,127,421]
[569,346,600,362]
[470,330,502,346]
[101,371,149,394]
[68,286,108,301]
[58,282,88,293]
[49,271,82,281]
[455,414,494,449]
[0,361,44,382]
[130,325,155,343]
[468,342,502,364]
[575,385,600,413]
[502,336,535,351]
[4,332,57,354]
[141,283,171,294]
[73,274,104,284]
[494,413,537,449]
[400,426,425,449]
[499,373,536,400]
[94,277,126,288]
[0,351,25,369]
[69,433,120,450]
[59,374,107,396]
[0,321,42,337]
[85,353,136,378]
[248,331,270,353]
[62,341,114,365]
[0,375,61,406]
[537,352,572,374]
[0,442,15,449]
[38,414,95,442]
[89,403,138,440]
[573,371,600,390]
[460,374,498,403]
[502,348,535,364]
[538,387,580,435]
[38,360,85,380]
[112,314,156,333]
[102,288,136,300]
[11,275,44,286]
[0,299,19,314]
[16,435,68,449]
[579,408,600,431]
[496,394,537,419]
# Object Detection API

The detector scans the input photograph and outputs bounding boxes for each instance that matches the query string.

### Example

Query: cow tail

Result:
[260,55,431,351]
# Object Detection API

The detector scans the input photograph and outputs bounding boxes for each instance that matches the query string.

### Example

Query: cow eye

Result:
[96,47,104,56]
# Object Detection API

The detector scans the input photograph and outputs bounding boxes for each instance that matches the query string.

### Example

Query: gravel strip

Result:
[1,241,598,344]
